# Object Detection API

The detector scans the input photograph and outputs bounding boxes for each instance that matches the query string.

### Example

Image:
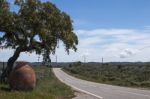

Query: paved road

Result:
[53,68,150,99]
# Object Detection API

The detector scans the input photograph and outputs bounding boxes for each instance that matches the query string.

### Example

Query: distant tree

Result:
[0,0,78,81]
[76,61,82,66]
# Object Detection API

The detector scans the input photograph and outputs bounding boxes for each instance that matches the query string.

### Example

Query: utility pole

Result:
[102,57,103,64]
[56,55,57,63]
[2,61,5,72]
[83,55,86,63]
[38,55,40,62]
[56,55,57,67]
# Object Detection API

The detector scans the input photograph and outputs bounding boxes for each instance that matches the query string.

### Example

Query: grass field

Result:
[63,62,150,89]
[0,66,74,99]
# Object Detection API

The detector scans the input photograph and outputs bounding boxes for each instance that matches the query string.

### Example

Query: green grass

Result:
[0,66,75,99]
[63,62,150,89]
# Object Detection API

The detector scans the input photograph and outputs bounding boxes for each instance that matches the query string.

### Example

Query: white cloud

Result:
[1,28,150,62]
[79,36,102,48]
[75,28,150,62]
[75,29,135,37]
[0,49,14,61]
[119,48,140,58]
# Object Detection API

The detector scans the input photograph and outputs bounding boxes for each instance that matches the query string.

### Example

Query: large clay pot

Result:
[9,61,36,90]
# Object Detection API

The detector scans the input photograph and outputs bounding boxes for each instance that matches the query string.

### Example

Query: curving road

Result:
[53,68,150,99]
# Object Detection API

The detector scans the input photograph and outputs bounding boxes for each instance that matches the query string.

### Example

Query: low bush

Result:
[63,62,150,88]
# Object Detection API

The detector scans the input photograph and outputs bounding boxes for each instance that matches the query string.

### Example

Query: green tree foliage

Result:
[0,0,78,81]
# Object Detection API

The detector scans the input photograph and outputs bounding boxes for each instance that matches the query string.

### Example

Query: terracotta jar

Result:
[9,61,36,90]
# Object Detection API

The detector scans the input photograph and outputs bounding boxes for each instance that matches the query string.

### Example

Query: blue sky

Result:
[50,0,150,30]
[1,0,150,62]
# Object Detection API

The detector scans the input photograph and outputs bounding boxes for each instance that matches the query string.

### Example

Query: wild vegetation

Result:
[63,62,150,88]
[0,66,74,99]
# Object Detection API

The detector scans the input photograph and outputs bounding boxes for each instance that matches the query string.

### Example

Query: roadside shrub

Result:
[63,62,150,88]
[140,81,150,87]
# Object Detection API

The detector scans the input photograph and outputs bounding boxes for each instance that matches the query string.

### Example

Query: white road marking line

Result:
[68,83,103,99]
[53,69,103,99]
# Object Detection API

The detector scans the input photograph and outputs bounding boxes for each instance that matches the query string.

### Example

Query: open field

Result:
[63,62,150,89]
[0,66,74,99]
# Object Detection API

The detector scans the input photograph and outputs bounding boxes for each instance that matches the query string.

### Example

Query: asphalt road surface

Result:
[53,68,150,99]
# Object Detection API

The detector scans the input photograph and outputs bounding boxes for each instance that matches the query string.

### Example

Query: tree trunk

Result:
[0,47,21,83]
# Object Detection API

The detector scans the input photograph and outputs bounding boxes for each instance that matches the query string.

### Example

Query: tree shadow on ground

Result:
[0,85,11,92]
